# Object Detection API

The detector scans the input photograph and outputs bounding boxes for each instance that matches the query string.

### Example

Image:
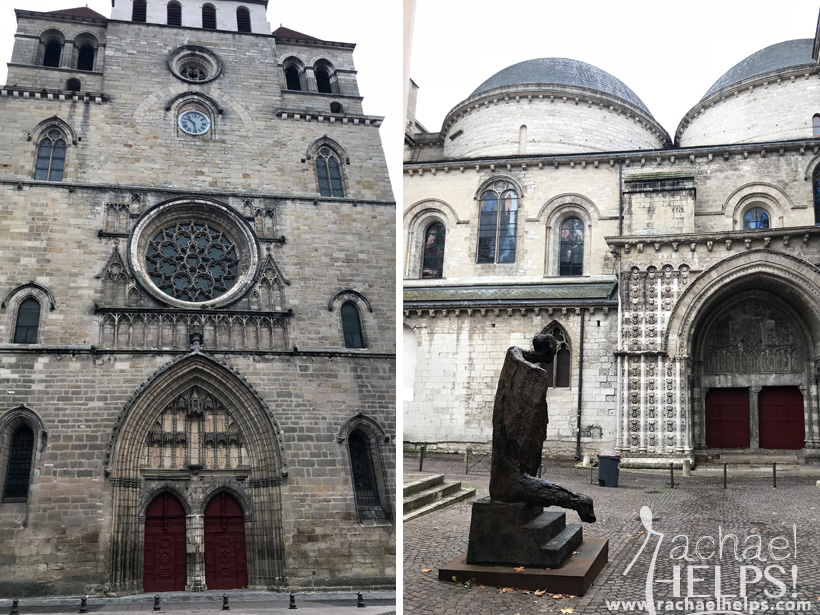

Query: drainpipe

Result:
[576,307,585,460]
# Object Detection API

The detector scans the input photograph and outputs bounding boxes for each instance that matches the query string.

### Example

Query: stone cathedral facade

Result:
[0,0,395,596]
[404,14,820,468]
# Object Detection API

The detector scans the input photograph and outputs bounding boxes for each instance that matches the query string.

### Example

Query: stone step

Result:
[542,524,583,568]
[404,486,477,522]
[718,453,801,465]
[403,473,445,497]
[404,480,465,513]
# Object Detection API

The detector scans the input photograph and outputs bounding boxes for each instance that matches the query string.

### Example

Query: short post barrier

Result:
[464,449,470,474]
[723,462,727,489]
[357,592,366,608]
[773,462,777,488]
[153,594,161,612]
[418,444,426,472]
[222,593,230,610]
[669,462,675,489]
[10,598,19,615]
[79,596,88,613]
[289,593,297,609]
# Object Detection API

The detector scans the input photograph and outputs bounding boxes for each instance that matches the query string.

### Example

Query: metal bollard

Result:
[357,592,365,608]
[289,593,297,609]
[153,594,161,611]
[669,462,675,489]
[79,596,88,613]
[418,444,426,471]
[773,462,777,488]
[10,598,19,615]
[723,462,727,489]
[222,593,230,610]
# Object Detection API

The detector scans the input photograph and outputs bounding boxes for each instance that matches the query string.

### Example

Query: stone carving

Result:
[488,334,596,523]
[705,303,801,374]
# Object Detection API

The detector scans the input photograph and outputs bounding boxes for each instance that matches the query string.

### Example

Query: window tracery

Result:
[35,129,67,181]
[478,180,518,264]
[316,147,344,197]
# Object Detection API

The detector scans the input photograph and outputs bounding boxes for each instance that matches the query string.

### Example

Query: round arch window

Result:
[129,200,259,308]
[168,45,222,84]
[743,207,769,230]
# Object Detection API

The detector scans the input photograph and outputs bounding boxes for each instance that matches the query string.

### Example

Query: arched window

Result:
[202,4,217,29]
[330,101,342,113]
[132,0,147,22]
[743,207,770,230]
[421,222,445,278]
[813,114,820,138]
[477,180,518,264]
[77,43,95,71]
[167,1,182,26]
[341,302,365,348]
[66,78,81,91]
[43,39,62,67]
[348,430,385,520]
[3,425,34,502]
[541,326,571,388]
[316,66,332,93]
[316,147,344,197]
[35,129,67,181]
[559,217,584,276]
[236,6,251,32]
[14,298,41,344]
[284,64,301,91]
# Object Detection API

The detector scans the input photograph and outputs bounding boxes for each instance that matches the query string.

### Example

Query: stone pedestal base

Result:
[440,536,608,596]
[466,498,582,568]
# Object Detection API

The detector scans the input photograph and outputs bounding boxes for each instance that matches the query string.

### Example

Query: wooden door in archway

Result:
[705,388,750,449]
[144,492,187,592]
[204,492,248,590]
[759,386,805,449]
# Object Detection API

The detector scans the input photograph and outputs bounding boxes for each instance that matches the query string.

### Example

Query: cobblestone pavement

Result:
[404,454,820,615]
[0,590,395,614]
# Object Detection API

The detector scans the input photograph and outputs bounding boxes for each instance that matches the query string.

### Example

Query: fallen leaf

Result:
[522,590,532,594]
[626,534,633,537]
[452,576,457,582]
[514,566,525,571]
[552,594,565,599]
[561,609,574,614]
[573,551,579,554]
[421,569,431,573]
[499,587,515,593]
[534,589,547,596]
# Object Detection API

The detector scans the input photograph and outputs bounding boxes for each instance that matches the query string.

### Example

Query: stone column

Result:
[186,513,206,591]
[304,68,317,93]
[749,386,762,450]
[60,42,75,70]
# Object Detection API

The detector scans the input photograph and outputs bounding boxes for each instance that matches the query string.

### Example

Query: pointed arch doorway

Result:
[204,492,248,589]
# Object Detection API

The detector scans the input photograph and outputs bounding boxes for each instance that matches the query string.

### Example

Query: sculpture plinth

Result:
[440,335,607,595]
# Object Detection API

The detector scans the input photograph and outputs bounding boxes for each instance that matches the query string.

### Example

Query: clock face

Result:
[178,110,211,135]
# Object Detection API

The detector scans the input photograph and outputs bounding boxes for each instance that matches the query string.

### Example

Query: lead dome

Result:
[677,39,818,146]
[439,57,670,159]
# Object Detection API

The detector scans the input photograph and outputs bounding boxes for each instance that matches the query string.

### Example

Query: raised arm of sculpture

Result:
[488,334,597,523]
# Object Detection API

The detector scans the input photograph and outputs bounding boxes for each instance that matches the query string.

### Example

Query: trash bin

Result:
[597,454,621,487]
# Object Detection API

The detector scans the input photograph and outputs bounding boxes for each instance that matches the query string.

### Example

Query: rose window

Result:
[180,64,207,81]
[145,221,239,302]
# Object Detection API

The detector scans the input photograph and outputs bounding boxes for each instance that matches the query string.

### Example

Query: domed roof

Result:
[701,39,815,99]
[470,58,652,116]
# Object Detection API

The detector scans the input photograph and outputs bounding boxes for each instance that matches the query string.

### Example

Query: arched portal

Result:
[106,352,286,592]
[664,251,820,456]
[695,290,807,451]
[204,492,248,589]
[144,492,186,592]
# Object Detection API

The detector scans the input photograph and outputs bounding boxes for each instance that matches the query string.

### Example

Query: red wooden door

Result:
[705,388,750,449]
[204,493,248,590]
[144,492,187,592]
[759,386,805,449]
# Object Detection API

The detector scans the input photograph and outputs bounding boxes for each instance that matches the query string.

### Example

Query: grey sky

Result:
[408,0,819,141]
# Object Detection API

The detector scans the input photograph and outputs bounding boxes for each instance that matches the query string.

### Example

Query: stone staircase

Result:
[403,473,476,521]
